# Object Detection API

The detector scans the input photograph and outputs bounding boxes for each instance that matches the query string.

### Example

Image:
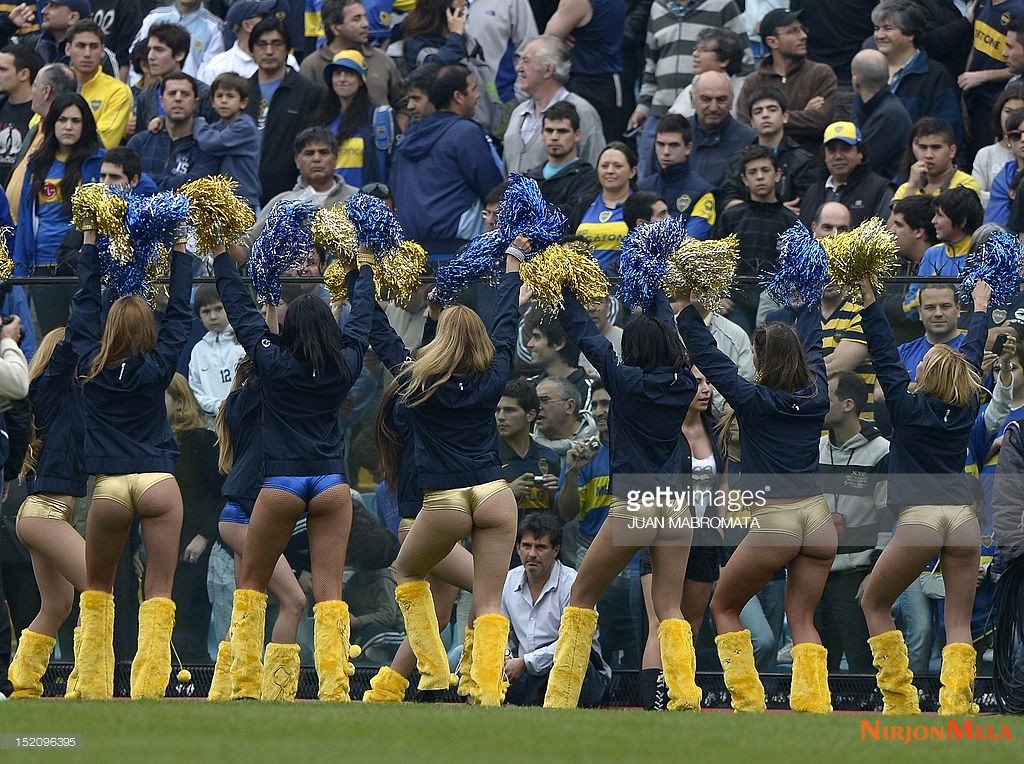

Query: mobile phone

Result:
[994,333,1009,356]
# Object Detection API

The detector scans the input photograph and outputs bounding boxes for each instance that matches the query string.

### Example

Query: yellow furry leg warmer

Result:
[313,600,358,702]
[455,626,478,702]
[64,626,83,700]
[362,665,410,703]
[470,613,510,707]
[789,643,832,714]
[395,581,455,691]
[8,629,56,699]
[715,629,766,713]
[938,642,980,716]
[78,591,115,700]
[229,589,267,700]
[208,640,232,701]
[868,630,920,715]
[658,619,702,711]
[261,642,301,702]
[130,597,176,700]
[543,606,598,709]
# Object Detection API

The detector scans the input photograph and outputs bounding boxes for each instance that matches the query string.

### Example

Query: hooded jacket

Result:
[188,325,246,418]
[638,159,715,239]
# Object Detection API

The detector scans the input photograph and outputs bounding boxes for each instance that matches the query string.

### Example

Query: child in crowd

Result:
[192,72,261,209]
[188,284,245,426]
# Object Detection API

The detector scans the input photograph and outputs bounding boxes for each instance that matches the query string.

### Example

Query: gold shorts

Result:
[94,473,175,512]
[398,517,415,534]
[897,504,976,538]
[17,494,75,523]
[750,495,832,542]
[607,496,689,522]
[422,480,510,515]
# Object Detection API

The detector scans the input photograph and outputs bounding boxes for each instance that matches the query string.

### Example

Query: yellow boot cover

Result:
[208,640,233,702]
[261,642,301,702]
[64,626,83,700]
[78,590,115,700]
[229,588,268,700]
[313,600,356,702]
[938,642,980,716]
[130,597,176,700]
[867,629,920,715]
[470,613,511,707]
[543,606,598,709]
[789,642,832,714]
[714,629,766,713]
[394,581,456,691]
[362,665,410,703]
[8,629,56,699]
[657,619,702,711]
[456,626,478,702]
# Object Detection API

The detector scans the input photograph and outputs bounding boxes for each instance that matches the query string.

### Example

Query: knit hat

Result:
[323,49,367,88]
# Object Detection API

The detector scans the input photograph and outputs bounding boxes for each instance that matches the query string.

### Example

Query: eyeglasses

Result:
[1008,130,1024,142]
[537,397,568,405]
[253,39,287,50]
[361,182,392,198]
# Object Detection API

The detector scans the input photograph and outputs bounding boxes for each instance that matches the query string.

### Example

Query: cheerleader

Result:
[212,245,374,701]
[544,288,700,711]
[676,293,836,714]
[375,247,525,707]
[72,224,194,700]
[857,277,990,716]
[6,327,83,699]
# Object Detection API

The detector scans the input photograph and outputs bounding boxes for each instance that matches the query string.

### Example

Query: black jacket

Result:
[856,87,913,183]
[717,135,817,207]
[715,199,799,275]
[799,163,894,228]
[245,69,322,206]
[526,159,597,215]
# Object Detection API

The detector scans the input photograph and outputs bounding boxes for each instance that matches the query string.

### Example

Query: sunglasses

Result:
[1008,130,1024,142]
[361,182,392,198]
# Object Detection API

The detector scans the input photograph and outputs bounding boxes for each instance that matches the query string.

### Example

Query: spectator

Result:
[130,0,225,84]
[134,23,214,137]
[465,0,537,105]
[35,0,87,65]
[497,379,561,516]
[404,61,438,121]
[851,49,913,183]
[628,0,747,179]
[817,371,890,673]
[882,196,936,344]
[737,8,837,155]
[0,3,39,43]
[544,0,626,142]
[810,200,852,239]
[532,376,598,460]
[0,44,42,187]
[188,283,246,426]
[389,64,503,259]
[790,0,877,87]
[637,113,715,238]
[197,0,299,85]
[526,311,596,413]
[13,92,103,333]
[897,282,966,378]
[972,84,1024,206]
[718,87,816,210]
[869,0,964,150]
[556,382,611,556]
[688,71,756,188]
[579,296,622,379]
[799,121,894,229]
[622,190,669,230]
[570,141,636,274]
[984,107,1024,225]
[66,19,131,148]
[90,0,144,79]
[524,100,596,214]
[128,72,218,191]
[1007,15,1024,86]
[345,512,404,660]
[665,25,748,123]
[99,143,156,194]
[501,513,611,706]
[246,17,321,206]
[192,72,260,210]
[504,35,602,174]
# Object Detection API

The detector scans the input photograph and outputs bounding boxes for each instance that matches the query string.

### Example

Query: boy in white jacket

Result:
[188,284,245,426]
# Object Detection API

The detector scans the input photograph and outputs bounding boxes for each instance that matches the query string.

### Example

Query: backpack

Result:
[414,37,502,136]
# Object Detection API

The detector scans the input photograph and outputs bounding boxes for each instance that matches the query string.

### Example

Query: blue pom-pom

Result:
[346,191,404,255]
[763,222,829,307]
[249,199,314,304]
[125,191,189,265]
[497,174,566,251]
[959,228,1023,306]
[434,230,505,305]
[616,217,687,312]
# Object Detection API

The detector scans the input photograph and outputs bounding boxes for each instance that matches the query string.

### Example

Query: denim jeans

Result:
[740,579,787,671]
[206,541,235,656]
[895,574,939,675]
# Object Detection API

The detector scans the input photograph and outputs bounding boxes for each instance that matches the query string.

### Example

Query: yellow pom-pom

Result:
[311,206,357,266]
[177,669,192,683]
[821,217,899,295]
[377,240,427,305]
[322,259,349,303]
[180,175,255,255]
[0,225,13,280]
[665,235,739,307]
[519,241,609,314]
[72,183,132,263]
[348,644,362,659]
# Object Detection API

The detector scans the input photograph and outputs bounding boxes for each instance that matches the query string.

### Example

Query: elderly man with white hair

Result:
[688,70,756,187]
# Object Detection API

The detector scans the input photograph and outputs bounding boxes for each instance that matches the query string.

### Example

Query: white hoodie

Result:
[188,326,245,419]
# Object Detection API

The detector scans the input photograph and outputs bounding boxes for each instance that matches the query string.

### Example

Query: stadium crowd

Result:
[1,0,1024,711]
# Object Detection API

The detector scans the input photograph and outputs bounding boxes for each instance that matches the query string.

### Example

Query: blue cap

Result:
[226,0,277,28]
[53,0,92,17]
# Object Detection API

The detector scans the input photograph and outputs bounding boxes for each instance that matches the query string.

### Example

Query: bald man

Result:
[811,201,852,239]
[688,71,755,187]
[851,49,911,183]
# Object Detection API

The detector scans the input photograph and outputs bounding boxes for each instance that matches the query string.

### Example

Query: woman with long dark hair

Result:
[212,243,374,702]
[71,221,193,700]
[571,142,638,274]
[403,0,470,70]
[13,93,103,332]
[676,295,836,714]
[858,277,990,716]
[543,288,699,710]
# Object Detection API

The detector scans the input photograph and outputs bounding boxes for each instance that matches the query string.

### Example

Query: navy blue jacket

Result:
[860,299,986,507]
[887,49,964,150]
[71,244,193,474]
[221,380,261,508]
[854,87,912,184]
[214,253,373,476]
[558,289,696,495]
[404,272,521,490]
[27,338,86,497]
[638,159,715,233]
[677,304,828,497]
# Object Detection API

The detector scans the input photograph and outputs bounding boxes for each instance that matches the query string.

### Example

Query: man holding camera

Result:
[497,379,560,516]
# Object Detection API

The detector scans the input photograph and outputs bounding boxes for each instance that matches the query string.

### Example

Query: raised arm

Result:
[212,248,271,358]
[676,302,756,409]
[858,282,911,403]
[69,230,103,360]
[795,302,826,388]
[961,280,992,372]
[340,265,375,379]
[151,241,195,378]
[370,300,412,377]
[557,288,615,380]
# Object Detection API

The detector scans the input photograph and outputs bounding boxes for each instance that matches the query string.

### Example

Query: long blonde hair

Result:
[215,357,255,475]
[20,327,67,481]
[86,296,157,381]
[166,373,206,439]
[397,305,494,407]
[915,344,984,407]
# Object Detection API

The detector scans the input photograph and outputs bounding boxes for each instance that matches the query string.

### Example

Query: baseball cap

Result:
[822,121,862,146]
[760,8,803,45]
[51,0,92,17]
[226,0,277,28]
[323,49,367,88]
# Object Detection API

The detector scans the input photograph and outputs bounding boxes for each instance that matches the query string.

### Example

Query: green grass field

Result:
[1,703,1023,763]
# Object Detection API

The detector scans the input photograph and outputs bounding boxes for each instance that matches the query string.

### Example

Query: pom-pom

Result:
[959,228,1024,306]
[180,175,255,255]
[497,174,567,250]
[322,259,348,303]
[177,669,192,683]
[377,240,428,306]
[349,644,362,659]
[616,217,688,312]
[434,230,506,305]
[821,217,899,294]
[346,192,403,256]
[72,183,131,263]
[665,235,740,308]
[520,240,609,314]
[0,226,13,280]
[125,191,190,266]
[248,199,314,304]
[763,222,830,307]
[312,206,358,266]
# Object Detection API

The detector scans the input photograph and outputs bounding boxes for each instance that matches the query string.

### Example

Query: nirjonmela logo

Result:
[860,720,1013,743]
